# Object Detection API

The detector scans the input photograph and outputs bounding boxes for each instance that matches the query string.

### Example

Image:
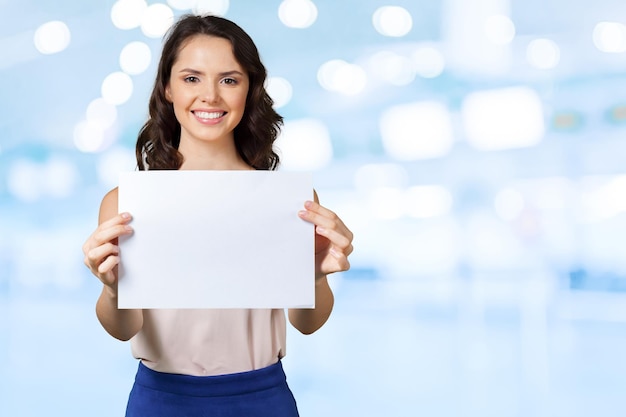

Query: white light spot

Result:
[101,72,134,105]
[74,120,107,153]
[593,21,626,53]
[494,187,525,221]
[42,157,79,198]
[483,15,515,45]
[86,98,118,129]
[462,87,545,151]
[317,59,346,91]
[526,38,560,70]
[266,76,293,108]
[98,147,138,189]
[141,3,174,38]
[167,0,197,10]
[275,118,333,170]
[120,41,152,75]
[193,0,230,15]
[354,163,408,192]
[278,0,318,29]
[111,0,147,30]
[379,101,454,160]
[7,160,41,202]
[34,21,71,54]
[369,187,404,220]
[368,51,415,86]
[317,59,366,95]
[404,185,453,218]
[372,6,412,37]
[412,45,445,78]
[6,158,79,201]
[582,175,626,221]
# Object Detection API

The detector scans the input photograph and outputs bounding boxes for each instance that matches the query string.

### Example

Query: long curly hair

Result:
[135,14,282,170]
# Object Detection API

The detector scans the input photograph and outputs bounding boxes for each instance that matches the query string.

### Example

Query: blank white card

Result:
[117,170,314,309]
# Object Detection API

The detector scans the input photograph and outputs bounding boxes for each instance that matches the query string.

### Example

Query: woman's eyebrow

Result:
[178,68,204,75]
[177,68,244,77]
[219,70,245,77]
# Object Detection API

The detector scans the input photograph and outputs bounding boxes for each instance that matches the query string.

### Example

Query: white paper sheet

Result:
[117,170,314,309]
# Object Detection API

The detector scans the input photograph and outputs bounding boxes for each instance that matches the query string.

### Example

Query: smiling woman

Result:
[80,13,354,417]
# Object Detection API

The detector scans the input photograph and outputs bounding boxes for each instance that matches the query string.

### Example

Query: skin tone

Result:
[82,34,354,341]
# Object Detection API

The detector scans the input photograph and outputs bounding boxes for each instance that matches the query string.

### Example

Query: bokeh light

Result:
[101,71,134,105]
[368,51,415,86]
[193,0,230,16]
[317,59,367,95]
[379,101,454,160]
[462,86,545,151]
[33,21,71,54]
[266,76,293,108]
[275,118,333,170]
[494,187,525,221]
[278,0,318,29]
[483,14,515,45]
[111,0,147,30]
[526,38,560,70]
[141,3,174,38]
[411,45,445,78]
[404,185,453,218]
[86,98,118,129]
[592,21,626,53]
[167,0,196,10]
[73,120,107,153]
[372,6,413,37]
[120,41,152,75]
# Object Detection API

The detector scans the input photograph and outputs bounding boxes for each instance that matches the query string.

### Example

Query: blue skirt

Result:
[125,360,300,416]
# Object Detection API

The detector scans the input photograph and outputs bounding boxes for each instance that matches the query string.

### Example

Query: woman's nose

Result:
[201,83,219,103]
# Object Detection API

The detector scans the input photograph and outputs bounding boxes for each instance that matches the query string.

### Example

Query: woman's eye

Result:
[222,78,237,85]
[184,76,199,83]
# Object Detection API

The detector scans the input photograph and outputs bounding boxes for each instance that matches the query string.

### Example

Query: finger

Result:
[97,255,120,276]
[315,225,353,251]
[86,242,119,268]
[298,206,344,230]
[92,223,134,247]
[99,212,133,229]
[321,250,351,274]
[303,200,338,219]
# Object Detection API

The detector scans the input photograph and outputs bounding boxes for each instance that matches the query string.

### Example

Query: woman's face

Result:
[166,35,249,149]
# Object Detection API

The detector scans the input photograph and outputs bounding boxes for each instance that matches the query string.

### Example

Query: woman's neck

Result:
[177,138,252,171]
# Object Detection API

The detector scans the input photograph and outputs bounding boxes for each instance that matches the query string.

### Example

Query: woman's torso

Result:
[130,308,286,376]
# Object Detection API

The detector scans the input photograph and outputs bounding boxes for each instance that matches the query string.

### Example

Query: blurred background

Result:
[1,0,626,415]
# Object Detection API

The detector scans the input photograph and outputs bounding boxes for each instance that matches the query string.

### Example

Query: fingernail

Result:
[316,226,325,233]
[298,210,307,217]
[304,200,313,209]
[121,212,131,219]
[329,248,340,258]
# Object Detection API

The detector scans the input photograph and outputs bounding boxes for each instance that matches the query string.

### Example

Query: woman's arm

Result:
[289,191,353,334]
[83,188,143,341]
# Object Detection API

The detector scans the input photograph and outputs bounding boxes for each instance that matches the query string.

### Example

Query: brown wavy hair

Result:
[135,14,282,170]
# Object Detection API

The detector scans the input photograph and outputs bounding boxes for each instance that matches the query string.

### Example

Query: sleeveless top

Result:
[130,308,287,376]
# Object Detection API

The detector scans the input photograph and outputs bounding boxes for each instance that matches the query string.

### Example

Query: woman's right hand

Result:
[82,212,134,289]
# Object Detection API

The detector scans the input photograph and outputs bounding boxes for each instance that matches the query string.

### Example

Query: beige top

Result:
[130,308,286,376]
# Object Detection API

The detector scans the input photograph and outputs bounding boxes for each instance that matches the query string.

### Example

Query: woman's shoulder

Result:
[98,187,119,223]
[102,187,119,207]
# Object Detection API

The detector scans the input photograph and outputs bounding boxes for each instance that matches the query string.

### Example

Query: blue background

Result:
[1,0,626,416]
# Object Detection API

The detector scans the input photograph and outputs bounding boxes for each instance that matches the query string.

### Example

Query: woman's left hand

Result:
[298,193,354,280]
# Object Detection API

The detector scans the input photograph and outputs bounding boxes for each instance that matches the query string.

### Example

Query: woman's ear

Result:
[165,85,172,102]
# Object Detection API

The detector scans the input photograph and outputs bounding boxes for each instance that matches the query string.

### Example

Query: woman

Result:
[82,14,353,416]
